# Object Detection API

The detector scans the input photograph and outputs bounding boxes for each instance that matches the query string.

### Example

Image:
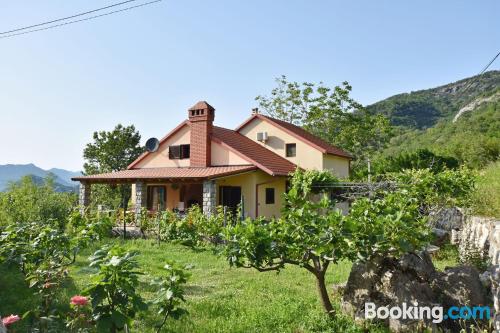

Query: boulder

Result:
[428,207,465,231]
[342,252,491,332]
[431,266,488,307]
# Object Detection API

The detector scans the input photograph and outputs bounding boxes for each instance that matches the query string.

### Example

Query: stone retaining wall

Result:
[456,214,500,331]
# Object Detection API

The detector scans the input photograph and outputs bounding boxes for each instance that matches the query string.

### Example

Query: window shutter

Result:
[168,145,181,159]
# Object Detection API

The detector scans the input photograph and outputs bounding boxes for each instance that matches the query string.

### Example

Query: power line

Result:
[0,0,137,35]
[460,50,500,95]
[0,0,162,40]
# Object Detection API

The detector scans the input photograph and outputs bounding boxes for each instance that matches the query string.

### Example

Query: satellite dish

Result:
[145,137,160,152]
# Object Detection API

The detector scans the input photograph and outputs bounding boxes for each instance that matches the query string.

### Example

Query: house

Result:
[72,101,352,219]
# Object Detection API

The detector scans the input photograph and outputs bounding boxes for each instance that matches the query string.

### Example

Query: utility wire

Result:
[0,0,162,39]
[460,50,500,95]
[0,0,137,35]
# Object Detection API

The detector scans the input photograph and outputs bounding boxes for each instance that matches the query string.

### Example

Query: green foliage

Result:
[256,75,392,167]
[346,191,431,260]
[141,205,228,247]
[223,169,429,316]
[85,246,147,332]
[0,175,75,228]
[380,100,500,169]
[357,149,459,179]
[386,167,476,212]
[150,261,190,333]
[366,71,500,129]
[472,161,500,218]
[83,124,142,209]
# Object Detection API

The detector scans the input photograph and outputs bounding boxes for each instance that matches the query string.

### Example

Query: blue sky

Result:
[0,0,498,171]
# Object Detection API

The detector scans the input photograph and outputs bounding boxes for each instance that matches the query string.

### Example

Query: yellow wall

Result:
[211,141,249,166]
[322,155,350,178]
[238,118,324,170]
[215,170,286,219]
[134,125,191,168]
[238,117,350,177]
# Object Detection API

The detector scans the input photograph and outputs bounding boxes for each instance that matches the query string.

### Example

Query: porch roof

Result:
[72,165,257,183]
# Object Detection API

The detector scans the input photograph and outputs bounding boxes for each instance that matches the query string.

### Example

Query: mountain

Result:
[366,70,500,169]
[0,163,81,192]
[366,70,500,130]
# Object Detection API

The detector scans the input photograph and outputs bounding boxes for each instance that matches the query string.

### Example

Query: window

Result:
[286,143,296,157]
[169,144,190,159]
[265,188,275,204]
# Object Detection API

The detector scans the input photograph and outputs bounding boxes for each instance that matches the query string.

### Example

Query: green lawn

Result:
[1,238,457,332]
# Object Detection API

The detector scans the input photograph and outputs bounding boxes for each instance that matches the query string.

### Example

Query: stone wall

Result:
[456,215,500,331]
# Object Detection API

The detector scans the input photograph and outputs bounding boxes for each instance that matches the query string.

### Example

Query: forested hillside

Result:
[367,70,499,129]
[367,71,500,169]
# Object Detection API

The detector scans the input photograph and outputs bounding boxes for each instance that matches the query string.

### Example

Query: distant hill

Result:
[367,70,500,168]
[0,163,81,192]
[367,70,500,129]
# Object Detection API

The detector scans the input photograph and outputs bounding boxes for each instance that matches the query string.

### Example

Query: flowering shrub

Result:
[66,296,92,333]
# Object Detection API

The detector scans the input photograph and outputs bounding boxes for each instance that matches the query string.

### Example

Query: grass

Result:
[473,161,500,218]
[0,239,457,332]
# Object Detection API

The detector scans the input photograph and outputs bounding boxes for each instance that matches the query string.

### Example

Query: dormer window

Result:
[169,144,190,159]
[286,143,296,157]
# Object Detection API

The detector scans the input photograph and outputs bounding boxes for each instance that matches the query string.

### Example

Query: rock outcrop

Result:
[342,252,490,332]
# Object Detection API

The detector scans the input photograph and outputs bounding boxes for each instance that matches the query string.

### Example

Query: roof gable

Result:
[128,120,190,169]
[235,114,352,159]
[212,126,297,176]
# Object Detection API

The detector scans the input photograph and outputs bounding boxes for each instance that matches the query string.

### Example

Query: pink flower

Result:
[70,295,89,306]
[2,314,20,326]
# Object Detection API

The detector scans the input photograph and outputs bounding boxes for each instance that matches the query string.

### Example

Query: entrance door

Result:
[219,186,241,214]
[147,186,166,211]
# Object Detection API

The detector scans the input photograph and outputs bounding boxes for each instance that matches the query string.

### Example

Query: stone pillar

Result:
[78,182,91,215]
[135,181,147,222]
[203,180,216,216]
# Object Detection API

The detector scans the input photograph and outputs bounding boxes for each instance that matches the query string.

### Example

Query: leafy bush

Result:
[364,149,459,178]
[386,167,476,213]
[150,261,191,333]
[0,176,75,228]
[85,246,147,332]
[223,169,429,317]
[141,205,228,247]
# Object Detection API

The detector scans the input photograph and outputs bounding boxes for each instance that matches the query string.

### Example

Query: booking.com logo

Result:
[365,302,491,323]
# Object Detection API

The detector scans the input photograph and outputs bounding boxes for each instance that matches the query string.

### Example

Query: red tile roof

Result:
[212,126,297,176]
[235,114,353,159]
[72,165,257,183]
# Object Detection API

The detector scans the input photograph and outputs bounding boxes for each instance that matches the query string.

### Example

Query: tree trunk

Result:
[315,272,335,316]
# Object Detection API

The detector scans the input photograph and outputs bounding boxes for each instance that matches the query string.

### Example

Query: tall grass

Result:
[473,161,500,218]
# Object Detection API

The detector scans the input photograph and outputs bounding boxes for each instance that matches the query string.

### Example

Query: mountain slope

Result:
[367,70,500,168]
[0,164,81,192]
[367,70,500,129]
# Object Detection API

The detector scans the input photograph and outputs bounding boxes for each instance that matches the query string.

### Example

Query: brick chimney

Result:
[188,101,215,167]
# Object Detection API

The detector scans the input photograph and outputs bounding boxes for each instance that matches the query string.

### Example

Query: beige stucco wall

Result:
[134,125,191,168]
[238,117,350,177]
[238,118,324,170]
[322,154,350,179]
[211,141,249,166]
[215,170,286,219]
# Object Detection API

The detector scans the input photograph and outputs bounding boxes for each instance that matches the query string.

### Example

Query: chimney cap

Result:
[252,107,259,115]
[188,101,215,111]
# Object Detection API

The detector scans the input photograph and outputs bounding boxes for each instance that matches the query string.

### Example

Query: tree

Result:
[83,124,142,209]
[0,175,75,228]
[255,76,392,174]
[223,169,429,316]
